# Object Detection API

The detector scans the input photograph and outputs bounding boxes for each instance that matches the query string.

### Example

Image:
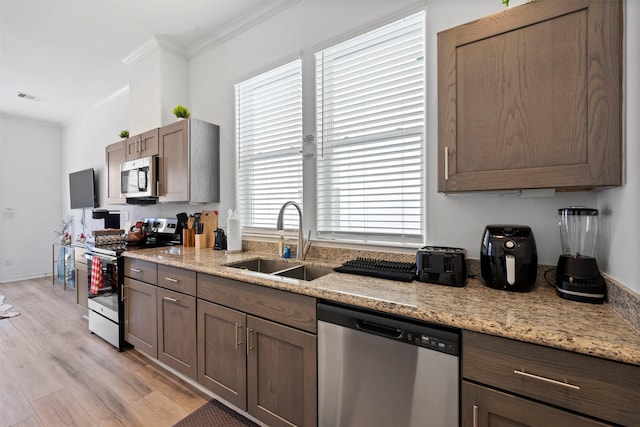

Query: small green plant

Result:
[173,104,191,119]
[119,130,129,138]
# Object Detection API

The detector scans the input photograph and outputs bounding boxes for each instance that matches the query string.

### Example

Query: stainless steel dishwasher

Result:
[318,302,459,427]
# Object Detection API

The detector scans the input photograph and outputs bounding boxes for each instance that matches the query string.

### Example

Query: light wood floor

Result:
[0,277,207,427]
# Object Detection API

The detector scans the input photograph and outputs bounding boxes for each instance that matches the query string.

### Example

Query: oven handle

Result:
[86,253,118,263]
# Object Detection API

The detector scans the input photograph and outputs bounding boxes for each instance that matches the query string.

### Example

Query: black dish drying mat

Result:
[334,258,416,282]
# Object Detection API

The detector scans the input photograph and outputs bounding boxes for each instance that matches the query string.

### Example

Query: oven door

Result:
[120,156,157,198]
[86,252,124,350]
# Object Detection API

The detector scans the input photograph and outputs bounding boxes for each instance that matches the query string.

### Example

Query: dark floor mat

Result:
[173,400,259,427]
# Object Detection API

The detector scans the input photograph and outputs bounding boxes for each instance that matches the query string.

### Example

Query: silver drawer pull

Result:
[163,296,179,303]
[472,405,478,427]
[164,277,179,283]
[130,268,142,273]
[513,369,581,390]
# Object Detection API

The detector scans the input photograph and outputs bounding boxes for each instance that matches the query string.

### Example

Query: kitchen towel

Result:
[90,256,103,295]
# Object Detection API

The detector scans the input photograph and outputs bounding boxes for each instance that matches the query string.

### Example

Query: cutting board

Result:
[200,210,218,248]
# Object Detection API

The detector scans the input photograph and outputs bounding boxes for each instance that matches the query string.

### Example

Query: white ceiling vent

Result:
[17,91,42,101]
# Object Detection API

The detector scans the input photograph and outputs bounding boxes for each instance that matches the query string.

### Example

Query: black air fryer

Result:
[481,225,538,292]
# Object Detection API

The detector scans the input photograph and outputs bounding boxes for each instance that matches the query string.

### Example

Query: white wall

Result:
[597,0,640,290]
[0,113,62,282]
[61,90,130,236]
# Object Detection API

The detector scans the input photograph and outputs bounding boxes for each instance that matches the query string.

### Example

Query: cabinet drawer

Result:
[124,258,157,284]
[74,247,88,264]
[463,331,640,426]
[197,273,316,333]
[157,265,196,296]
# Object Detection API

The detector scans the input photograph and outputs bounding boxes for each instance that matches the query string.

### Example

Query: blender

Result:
[556,207,605,303]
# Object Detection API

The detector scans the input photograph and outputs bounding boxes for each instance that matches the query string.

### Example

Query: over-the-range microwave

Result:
[120,156,158,203]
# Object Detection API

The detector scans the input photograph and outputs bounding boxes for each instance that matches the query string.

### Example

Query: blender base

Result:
[555,255,606,304]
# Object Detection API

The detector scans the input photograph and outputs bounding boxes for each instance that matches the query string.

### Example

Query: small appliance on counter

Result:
[214,228,227,250]
[416,246,467,287]
[481,225,537,292]
[556,207,605,303]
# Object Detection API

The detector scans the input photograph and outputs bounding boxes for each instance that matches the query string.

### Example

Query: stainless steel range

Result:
[86,218,179,350]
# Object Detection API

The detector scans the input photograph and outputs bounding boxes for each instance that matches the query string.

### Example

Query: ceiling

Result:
[0,0,296,125]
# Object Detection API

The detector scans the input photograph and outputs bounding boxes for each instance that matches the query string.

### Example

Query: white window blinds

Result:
[235,60,303,230]
[316,11,425,243]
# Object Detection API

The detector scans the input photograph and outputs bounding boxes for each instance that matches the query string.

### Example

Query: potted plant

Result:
[119,130,129,138]
[173,104,191,120]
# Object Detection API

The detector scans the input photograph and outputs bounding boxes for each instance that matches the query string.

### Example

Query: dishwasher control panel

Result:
[318,301,460,357]
[403,329,459,356]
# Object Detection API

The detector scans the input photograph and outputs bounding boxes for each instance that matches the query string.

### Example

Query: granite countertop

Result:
[123,246,640,366]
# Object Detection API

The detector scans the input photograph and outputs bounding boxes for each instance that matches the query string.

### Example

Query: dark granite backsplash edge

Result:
[243,239,640,332]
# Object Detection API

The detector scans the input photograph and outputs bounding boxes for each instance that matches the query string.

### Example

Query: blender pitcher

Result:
[556,207,605,303]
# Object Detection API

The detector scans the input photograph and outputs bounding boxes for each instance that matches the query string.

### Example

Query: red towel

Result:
[90,256,103,295]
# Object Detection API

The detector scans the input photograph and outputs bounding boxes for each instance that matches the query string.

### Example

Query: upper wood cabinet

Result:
[125,128,159,161]
[105,140,125,205]
[437,0,622,192]
[158,118,220,203]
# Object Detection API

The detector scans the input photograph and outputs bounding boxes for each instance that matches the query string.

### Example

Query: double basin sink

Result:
[226,258,333,282]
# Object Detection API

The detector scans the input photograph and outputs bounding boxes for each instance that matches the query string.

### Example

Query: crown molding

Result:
[122,35,187,67]
[188,0,300,59]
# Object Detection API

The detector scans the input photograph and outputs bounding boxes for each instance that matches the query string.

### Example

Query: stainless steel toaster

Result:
[416,246,467,287]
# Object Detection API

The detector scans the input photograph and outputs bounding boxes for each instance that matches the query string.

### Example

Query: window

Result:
[235,60,303,229]
[316,11,426,244]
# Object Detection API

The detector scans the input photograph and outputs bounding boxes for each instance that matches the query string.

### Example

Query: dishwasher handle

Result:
[356,319,403,339]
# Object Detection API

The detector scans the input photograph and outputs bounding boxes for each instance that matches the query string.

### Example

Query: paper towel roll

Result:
[227,209,243,252]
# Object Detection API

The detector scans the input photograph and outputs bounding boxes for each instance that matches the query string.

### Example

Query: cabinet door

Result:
[437,0,621,192]
[462,382,610,427]
[197,299,247,410]
[105,141,125,205]
[158,119,189,202]
[125,129,159,161]
[124,277,157,357]
[157,287,197,379]
[247,315,317,427]
[75,266,88,309]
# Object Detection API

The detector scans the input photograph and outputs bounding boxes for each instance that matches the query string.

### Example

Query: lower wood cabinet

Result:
[247,315,317,427]
[74,247,88,310]
[197,273,317,427]
[198,300,247,409]
[462,382,609,427]
[124,277,157,357]
[462,330,640,426]
[157,287,197,379]
[198,299,317,427]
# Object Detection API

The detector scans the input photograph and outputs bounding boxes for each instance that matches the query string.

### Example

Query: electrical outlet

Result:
[123,211,130,221]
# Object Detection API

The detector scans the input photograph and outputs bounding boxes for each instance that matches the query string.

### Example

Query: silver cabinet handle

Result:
[246,328,254,355]
[130,268,142,273]
[163,296,179,303]
[513,369,581,390]
[164,277,179,283]
[235,323,243,350]
[121,285,126,302]
[472,404,478,427]
[444,146,449,181]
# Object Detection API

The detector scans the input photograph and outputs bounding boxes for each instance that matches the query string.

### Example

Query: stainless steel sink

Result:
[226,258,299,273]
[226,258,333,281]
[274,265,333,281]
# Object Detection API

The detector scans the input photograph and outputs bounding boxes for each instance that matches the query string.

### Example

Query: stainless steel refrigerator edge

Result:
[318,302,459,427]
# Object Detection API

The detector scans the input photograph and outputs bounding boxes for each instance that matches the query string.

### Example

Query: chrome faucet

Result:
[276,201,303,260]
